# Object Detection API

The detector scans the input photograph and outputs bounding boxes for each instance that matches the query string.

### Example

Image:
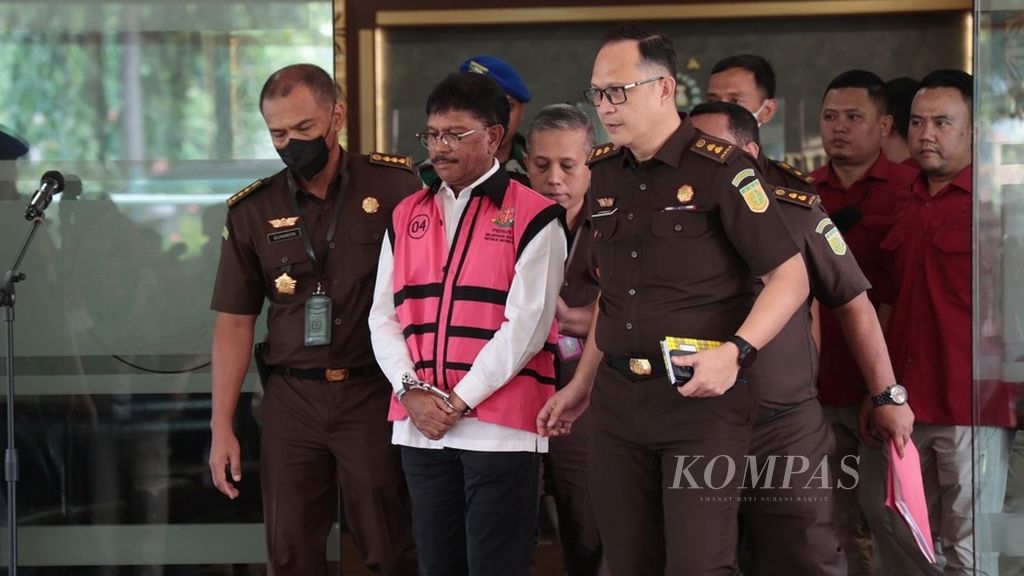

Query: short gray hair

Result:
[527,104,597,153]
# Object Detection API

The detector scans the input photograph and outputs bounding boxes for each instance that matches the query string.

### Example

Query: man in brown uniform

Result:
[706,63,915,575]
[691,100,867,575]
[208,63,418,575]
[538,25,810,576]
[525,104,606,576]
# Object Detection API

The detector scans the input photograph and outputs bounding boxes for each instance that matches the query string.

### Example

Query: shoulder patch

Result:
[369,152,414,171]
[690,134,737,164]
[587,142,621,165]
[227,178,264,208]
[773,186,818,209]
[771,159,814,184]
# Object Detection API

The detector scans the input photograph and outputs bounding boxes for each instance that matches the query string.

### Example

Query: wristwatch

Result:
[871,384,908,407]
[727,335,758,368]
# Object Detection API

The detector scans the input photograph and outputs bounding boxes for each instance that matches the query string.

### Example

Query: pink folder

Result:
[886,438,936,564]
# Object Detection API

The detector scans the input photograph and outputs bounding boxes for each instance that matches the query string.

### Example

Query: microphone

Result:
[24,170,65,221]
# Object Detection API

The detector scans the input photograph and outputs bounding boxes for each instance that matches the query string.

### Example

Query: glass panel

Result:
[0,0,333,571]
[976,1,1024,574]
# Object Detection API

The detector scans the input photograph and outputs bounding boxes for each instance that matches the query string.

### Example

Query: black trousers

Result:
[401,446,540,576]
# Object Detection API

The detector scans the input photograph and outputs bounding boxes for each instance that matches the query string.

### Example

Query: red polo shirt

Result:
[811,154,918,406]
[882,166,972,425]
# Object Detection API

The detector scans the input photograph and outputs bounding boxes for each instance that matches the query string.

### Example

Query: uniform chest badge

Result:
[815,218,848,256]
[268,216,299,229]
[596,197,616,209]
[362,196,380,214]
[274,272,297,296]
[677,185,695,203]
[493,206,516,228]
[731,168,769,214]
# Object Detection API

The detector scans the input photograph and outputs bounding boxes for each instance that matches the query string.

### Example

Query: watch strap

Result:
[727,335,756,367]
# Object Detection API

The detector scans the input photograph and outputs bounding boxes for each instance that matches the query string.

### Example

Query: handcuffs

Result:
[398,372,458,412]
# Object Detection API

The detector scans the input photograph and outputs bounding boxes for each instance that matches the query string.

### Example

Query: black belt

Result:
[271,364,382,382]
[605,355,666,380]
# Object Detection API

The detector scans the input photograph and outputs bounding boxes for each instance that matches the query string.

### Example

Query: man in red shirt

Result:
[865,69,1012,575]
[809,70,919,574]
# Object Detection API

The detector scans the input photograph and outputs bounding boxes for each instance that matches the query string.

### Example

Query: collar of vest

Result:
[424,165,511,207]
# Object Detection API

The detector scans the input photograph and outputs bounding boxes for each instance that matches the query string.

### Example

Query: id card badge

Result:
[557,335,583,362]
[304,292,332,347]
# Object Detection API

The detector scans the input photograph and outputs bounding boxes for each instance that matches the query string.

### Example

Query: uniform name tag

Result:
[268,228,301,244]
[557,335,583,362]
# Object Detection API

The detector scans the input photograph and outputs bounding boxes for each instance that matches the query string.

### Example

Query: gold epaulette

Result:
[369,152,413,170]
[690,135,737,164]
[587,142,621,165]
[227,178,264,208]
[771,159,815,185]
[773,186,818,209]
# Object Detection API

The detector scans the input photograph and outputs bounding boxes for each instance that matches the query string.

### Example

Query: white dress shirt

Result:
[369,159,566,452]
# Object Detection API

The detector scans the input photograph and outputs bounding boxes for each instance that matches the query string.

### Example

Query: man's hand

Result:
[857,394,914,457]
[873,403,914,458]
[537,382,590,437]
[673,343,741,397]
[209,428,242,499]
[402,389,460,440]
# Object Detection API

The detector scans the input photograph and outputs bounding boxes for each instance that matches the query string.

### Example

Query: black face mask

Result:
[277,135,330,181]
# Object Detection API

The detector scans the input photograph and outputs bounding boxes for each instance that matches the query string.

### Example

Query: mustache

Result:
[432,155,456,164]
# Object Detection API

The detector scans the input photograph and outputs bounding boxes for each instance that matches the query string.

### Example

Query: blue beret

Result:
[0,126,28,160]
[459,55,531,104]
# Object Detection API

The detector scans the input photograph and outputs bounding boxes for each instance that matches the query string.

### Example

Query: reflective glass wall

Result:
[976,1,1024,574]
[0,0,333,572]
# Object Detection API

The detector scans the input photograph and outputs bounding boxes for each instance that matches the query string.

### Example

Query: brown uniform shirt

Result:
[756,153,816,195]
[587,115,798,360]
[211,150,422,369]
[558,219,600,387]
[751,191,871,412]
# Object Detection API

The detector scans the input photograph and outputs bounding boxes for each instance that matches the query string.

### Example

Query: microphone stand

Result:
[0,213,47,576]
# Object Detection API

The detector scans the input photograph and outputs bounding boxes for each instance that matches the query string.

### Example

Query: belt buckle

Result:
[628,358,652,376]
[325,368,349,382]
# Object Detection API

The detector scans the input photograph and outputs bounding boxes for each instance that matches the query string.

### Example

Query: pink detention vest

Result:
[388,172,562,432]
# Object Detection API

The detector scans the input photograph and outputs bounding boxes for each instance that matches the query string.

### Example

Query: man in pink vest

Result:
[369,72,567,576]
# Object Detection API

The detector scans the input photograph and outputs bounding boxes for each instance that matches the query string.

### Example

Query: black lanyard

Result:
[286,153,349,293]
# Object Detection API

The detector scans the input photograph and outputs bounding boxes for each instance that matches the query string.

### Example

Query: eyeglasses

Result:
[416,129,479,151]
[582,76,663,106]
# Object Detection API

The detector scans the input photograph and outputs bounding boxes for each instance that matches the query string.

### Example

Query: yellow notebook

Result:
[659,336,723,386]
